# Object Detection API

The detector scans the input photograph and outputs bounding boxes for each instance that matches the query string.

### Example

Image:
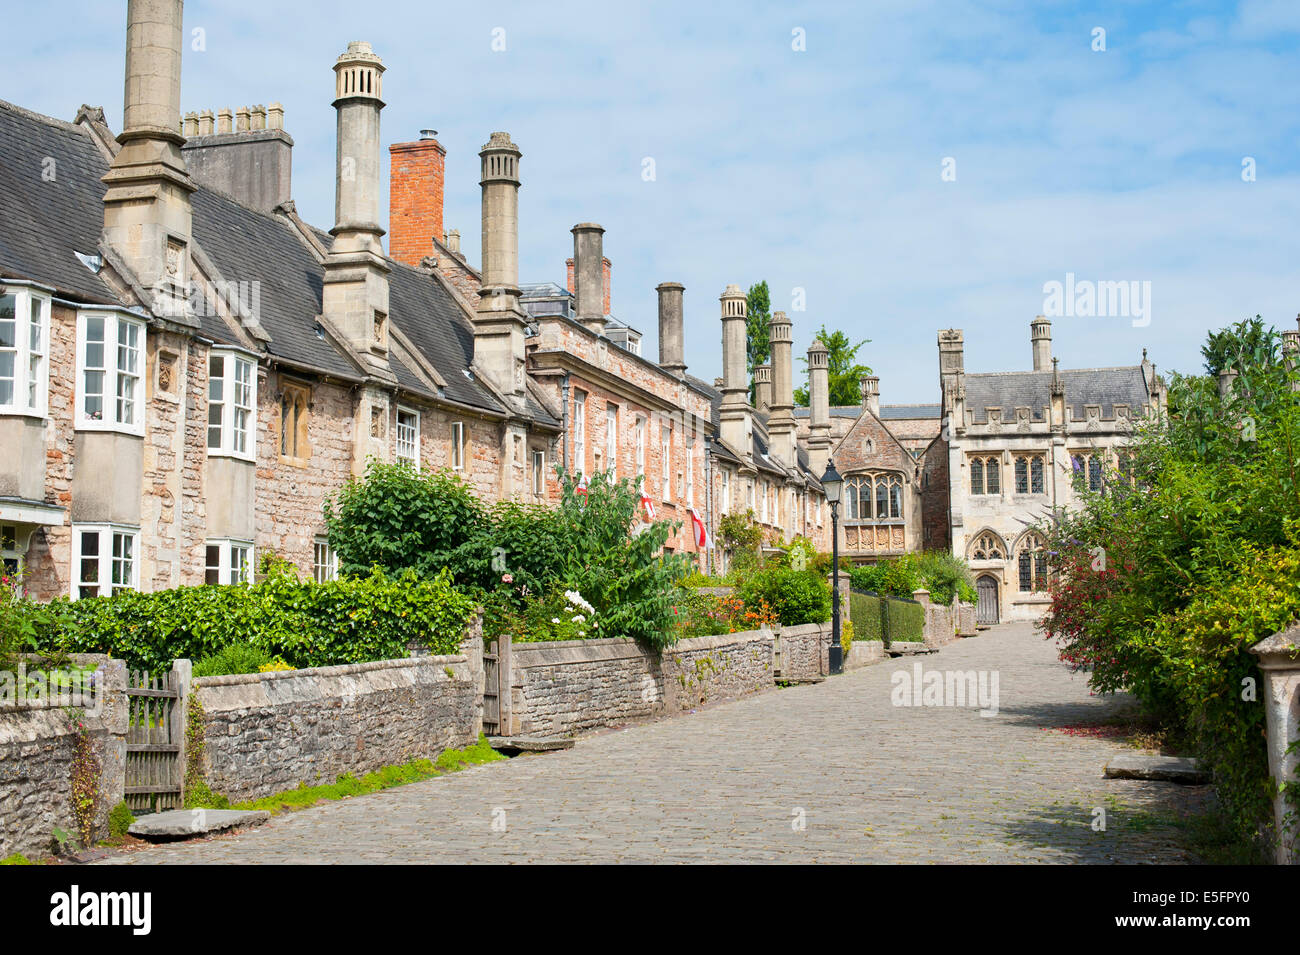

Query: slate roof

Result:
[0,98,513,418]
[964,366,1152,423]
[793,403,942,420]
[0,101,124,305]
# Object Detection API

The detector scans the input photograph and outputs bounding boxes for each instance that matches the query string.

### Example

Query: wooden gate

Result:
[976,575,999,625]
[481,633,512,738]
[125,669,183,813]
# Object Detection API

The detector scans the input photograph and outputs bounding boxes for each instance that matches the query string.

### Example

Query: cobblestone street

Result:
[107,623,1208,864]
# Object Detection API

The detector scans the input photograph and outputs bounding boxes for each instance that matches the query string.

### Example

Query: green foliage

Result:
[884,598,925,643]
[794,325,873,407]
[738,566,831,627]
[107,802,135,840]
[746,280,772,389]
[1039,316,1300,847]
[32,565,474,673]
[1,853,34,865]
[186,737,504,816]
[193,643,274,678]
[850,591,883,641]
[0,572,72,672]
[324,460,490,583]
[849,552,975,605]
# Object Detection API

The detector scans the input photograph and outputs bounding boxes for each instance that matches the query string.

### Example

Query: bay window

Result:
[395,406,420,466]
[72,525,139,599]
[208,350,257,459]
[0,287,50,416]
[205,539,253,585]
[76,310,144,433]
[313,537,338,583]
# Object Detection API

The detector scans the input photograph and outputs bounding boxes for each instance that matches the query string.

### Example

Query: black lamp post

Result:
[821,459,844,675]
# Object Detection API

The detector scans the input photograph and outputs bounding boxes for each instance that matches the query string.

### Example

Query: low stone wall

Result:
[844,640,885,671]
[0,656,126,859]
[197,650,480,803]
[507,628,776,738]
[776,623,831,680]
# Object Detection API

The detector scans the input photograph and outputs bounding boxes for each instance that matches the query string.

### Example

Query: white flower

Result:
[564,590,595,614]
[551,617,560,624]
[571,614,585,624]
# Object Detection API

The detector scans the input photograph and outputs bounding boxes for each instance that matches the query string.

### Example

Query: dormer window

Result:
[0,287,50,417]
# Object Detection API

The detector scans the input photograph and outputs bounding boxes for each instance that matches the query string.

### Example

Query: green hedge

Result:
[30,566,475,674]
[737,566,831,627]
[850,589,924,645]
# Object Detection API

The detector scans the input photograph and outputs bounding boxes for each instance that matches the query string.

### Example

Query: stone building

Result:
[792,317,1165,624]
[0,0,830,597]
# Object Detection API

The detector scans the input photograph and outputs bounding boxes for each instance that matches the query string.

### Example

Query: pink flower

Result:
[501,573,514,584]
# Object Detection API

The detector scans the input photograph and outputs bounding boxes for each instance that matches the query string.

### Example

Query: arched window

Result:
[1016,532,1049,592]
[969,454,1000,494]
[844,472,904,522]
[968,531,1006,561]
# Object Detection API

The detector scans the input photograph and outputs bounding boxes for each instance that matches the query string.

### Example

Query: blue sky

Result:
[11,1,1300,402]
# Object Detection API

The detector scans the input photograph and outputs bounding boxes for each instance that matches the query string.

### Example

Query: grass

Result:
[188,735,505,816]
[0,853,33,865]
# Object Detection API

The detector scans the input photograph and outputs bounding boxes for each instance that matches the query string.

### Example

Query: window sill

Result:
[278,454,312,468]
[75,422,145,438]
[0,408,48,421]
[207,450,257,464]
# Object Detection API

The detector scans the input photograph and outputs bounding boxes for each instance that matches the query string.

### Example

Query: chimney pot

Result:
[235,106,250,131]
[420,128,437,140]
[571,223,606,334]
[1031,315,1052,372]
[656,281,687,377]
[217,108,233,134]
[268,102,284,130]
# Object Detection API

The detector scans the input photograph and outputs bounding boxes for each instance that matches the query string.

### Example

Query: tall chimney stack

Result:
[321,41,391,377]
[719,284,751,456]
[767,309,797,464]
[474,131,527,400]
[656,282,686,378]
[860,375,880,416]
[102,0,196,322]
[807,338,832,476]
[388,129,446,267]
[1031,315,1052,372]
[754,364,772,413]
[572,223,606,334]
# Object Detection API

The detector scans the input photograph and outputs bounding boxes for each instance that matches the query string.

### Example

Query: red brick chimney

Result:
[565,255,611,315]
[388,129,445,267]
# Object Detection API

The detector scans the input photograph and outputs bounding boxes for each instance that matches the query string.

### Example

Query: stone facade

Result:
[196,652,480,803]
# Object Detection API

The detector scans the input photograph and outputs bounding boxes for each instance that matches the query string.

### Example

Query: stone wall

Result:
[0,656,127,859]
[196,651,479,803]
[506,629,777,738]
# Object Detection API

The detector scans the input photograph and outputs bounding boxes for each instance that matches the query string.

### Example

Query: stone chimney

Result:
[101,0,196,322]
[474,131,527,400]
[572,224,606,334]
[445,229,461,254]
[388,129,446,267]
[767,309,797,464]
[1031,315,1052,372]
[938,328,965,418]
[1283,314,1300,391]
[807,338,832,476]
[719,284,751,456]
[181,101,293,214]
[753,364,772,413]
[656,281,686,378]
[565,256,612,317]
[321,41,392,379]
[860,375,880,416]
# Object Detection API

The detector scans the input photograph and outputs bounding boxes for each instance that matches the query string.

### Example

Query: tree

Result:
[793,325,872,407]
[745,281,771,401]
[1201,315,1277,377]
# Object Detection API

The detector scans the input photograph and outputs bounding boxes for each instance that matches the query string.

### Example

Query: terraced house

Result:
[0,0,833,598]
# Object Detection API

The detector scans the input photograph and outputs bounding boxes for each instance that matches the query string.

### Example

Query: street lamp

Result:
[821,459,844,675]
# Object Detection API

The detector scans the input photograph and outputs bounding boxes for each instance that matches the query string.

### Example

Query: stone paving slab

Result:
[129,809,271,840]
[104,622,1209,864]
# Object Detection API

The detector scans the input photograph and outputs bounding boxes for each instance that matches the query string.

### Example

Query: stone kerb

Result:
[1249,623,1300,864]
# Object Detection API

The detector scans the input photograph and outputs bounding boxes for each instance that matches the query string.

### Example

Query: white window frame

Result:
[395,405,420,467]
[75,309,145,435]
[685,440,695,507]
[451,420,466,471]
[207,348,257,461]
[531,449,546,497]
[605,405,618,476]
[71,524,139,599]
[635,416,646,483]
[205,539,253,585]
[0,285,50,417]
[572,392,587,478]
[721,469,730,512]
[661,424,672,502]
[313,537,338,583]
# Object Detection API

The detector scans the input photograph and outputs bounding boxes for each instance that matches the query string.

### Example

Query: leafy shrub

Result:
[738,567,831,627]
[884,597,925,643]
[673,589,777,638]
[107,802,135,839]
[840,618,854,657]
[193,643,273,678]
[849,552,976,605]
[850,591,883,642]
[35,566,475,673]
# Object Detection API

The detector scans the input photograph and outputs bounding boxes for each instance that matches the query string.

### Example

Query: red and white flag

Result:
[640,492,656,522]
[688,507,708,549]
[576,475,588,497]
